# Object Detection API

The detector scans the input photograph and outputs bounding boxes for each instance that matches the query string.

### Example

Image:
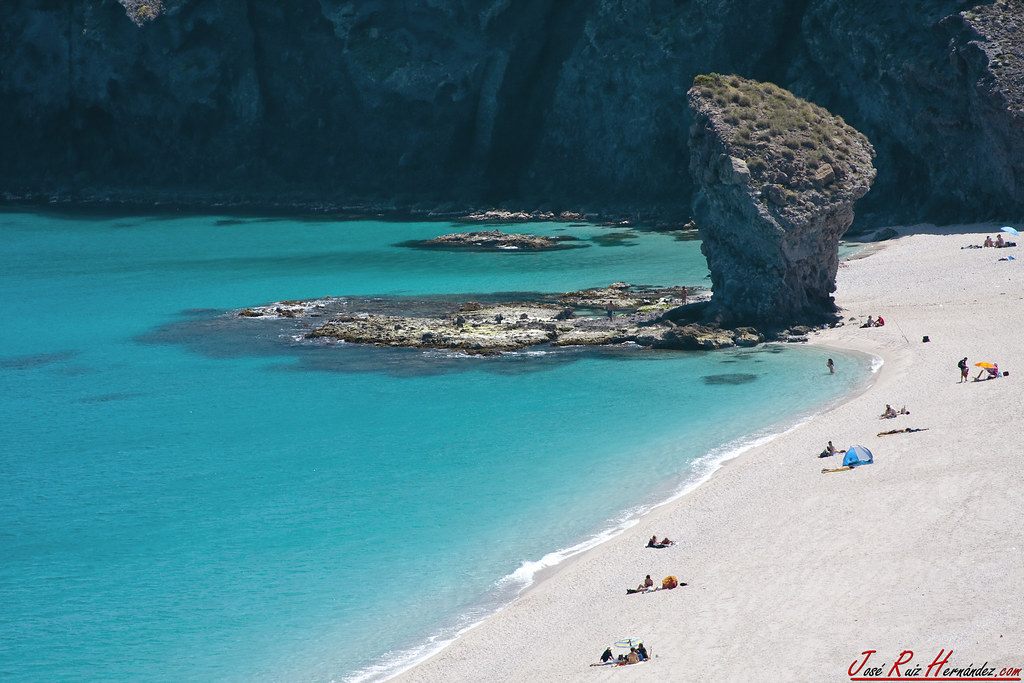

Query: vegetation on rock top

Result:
[690,73,874,208]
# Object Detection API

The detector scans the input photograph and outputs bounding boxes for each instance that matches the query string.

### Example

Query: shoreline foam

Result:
[350,346,875,683]
[363,352,877,683]
[389,224,1024,682]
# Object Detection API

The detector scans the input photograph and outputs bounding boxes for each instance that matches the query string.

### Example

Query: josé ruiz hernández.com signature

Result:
[848,650,1021,681]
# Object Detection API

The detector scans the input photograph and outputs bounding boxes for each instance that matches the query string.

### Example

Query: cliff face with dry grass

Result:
[0,0,1020,224]
[688,75,876,325]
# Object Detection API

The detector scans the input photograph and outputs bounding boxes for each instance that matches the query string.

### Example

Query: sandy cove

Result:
[391,224,1024,682]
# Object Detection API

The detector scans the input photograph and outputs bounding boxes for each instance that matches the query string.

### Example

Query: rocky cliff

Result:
[688,75,876,325]
[1,0,1022,224]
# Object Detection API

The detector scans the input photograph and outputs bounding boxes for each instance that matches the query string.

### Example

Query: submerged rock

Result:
[400,229,583,251]
[688,74,876,325]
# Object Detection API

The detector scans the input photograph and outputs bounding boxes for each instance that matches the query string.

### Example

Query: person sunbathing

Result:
[975,363,1000,380]
[880,404,898,419]
[627,574,657,594]
[996,234,1005,247]
[877,427,928,436]
[984,236,995,247]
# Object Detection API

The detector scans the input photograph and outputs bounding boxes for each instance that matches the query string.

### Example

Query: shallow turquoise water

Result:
[0,211,870,681]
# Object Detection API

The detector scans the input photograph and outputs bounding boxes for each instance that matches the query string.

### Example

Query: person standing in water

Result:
[827,358,835,374]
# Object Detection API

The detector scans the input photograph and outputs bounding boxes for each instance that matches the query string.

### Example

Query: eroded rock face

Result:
[2,1,1021,224]
[687,75,876,325]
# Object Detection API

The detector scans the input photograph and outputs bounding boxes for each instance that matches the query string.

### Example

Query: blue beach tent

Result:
[842,445,874,468]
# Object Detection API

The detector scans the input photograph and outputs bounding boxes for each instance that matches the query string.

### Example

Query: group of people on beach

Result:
[646,535,673,548]
[597,642,649,666]
[983,234,1015,248]
[592,534,681,666]
[860,315,885,328]
[958,356,1007,382]
[879,404,909,419]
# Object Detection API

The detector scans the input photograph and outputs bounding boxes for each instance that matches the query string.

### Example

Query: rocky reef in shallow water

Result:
[399,229,584,251]
[236,283,784,354]
[687,74,876,326]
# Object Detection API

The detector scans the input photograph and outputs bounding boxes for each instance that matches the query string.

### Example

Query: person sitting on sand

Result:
[861,315,875,328]
[898,405,909,415]
[984,236,995,247]
[876,315,885,326]
[819,440,846,458]
[996,234,1005,247]
[627,574,660,594]
[975,363,1000,380]
[637,643,649,661]
[626,648,640,665]
[647,535,658,547]
[880,404,898,419]
[600,647,614,663]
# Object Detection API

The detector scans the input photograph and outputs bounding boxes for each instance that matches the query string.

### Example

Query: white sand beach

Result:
[392,224,1024,682]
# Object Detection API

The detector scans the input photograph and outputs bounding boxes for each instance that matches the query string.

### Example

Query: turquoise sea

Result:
[0,210,871,682]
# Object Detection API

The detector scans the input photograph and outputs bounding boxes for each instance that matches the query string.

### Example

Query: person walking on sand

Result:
[958,357,969,383]
[827,358,835,374]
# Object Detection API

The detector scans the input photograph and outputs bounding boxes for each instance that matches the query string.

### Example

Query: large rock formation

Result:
[688,75,876,325]
[0,1,1022,225]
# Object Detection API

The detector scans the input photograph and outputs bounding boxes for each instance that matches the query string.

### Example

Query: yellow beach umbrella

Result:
[974,362,995,368]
